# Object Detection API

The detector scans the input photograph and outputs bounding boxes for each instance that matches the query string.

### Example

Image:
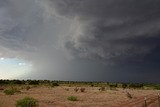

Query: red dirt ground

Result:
[0,86,160,107]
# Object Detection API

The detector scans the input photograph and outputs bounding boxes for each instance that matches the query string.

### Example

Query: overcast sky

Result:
[0,0,160,83]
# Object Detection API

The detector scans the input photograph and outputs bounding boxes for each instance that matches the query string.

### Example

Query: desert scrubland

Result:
[0,80,160,107]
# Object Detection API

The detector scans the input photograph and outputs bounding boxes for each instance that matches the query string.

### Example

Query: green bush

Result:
[122,83,128,89]
[128,83,143,89]
[154,85,160,90]
[16,97,38,107]
[4,89,15,95]
[51,83,59,87]
[67,96,78,101]
[27,80,39,85]
[109,84,117,88]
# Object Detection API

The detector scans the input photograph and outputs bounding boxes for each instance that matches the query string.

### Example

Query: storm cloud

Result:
[0,0,160,82]
[36,0,160,62]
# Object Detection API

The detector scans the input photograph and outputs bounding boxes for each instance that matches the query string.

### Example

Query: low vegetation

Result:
[109,83,118,90]
[99,86,105,91]
[26,86,31,90]
[153,85,160,90]
[67,96,78,101]
[122,83,128,89]
[80,87,85,92]
[4,89,16,95]
[50,82,59,87]
[0,86,5,90]
[126,91,133,99]
[74,87,79,92]
[128,83,144,89]
[0,79,159,90]
[0,79,160,107]
[16,97,38,107]
[65,88,69,91]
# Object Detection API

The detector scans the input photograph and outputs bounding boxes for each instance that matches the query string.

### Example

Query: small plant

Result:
[154,85,160,90]
[4,89,15,95]
[67,96,78,101]
[109,84,117,90]
[74,87,79,92]
[16,97,38,107]
[26,86,31,91]
[122,83,127,89]
[80,88,85,92]
[27,80,39,85]
[11,87,21,93]
[51,83,59,87]
[99,86,105,91]
[128,83,143,89]
[65,88,69,91]
[0,86,5,90]
[126,91,132,99]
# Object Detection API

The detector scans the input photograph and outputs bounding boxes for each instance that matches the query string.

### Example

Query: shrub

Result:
[122,83,128,89]
[27,80,39,85]
[154,85,160,90]
[0,86,5,90]
[74,87,79,92]
[65,88,69,91]
[67,96,78,101]
[12,80,24,85]
[80,88,85,92]
[109,84,117,88]
[99,86,105,91]
[4,89,15,95]
[16,97,38,107]
[91,84,94,87]
[51,83,59,87]
[128,83,143,89]
[126,91,132,99]
[26,86,31,91]
[11,87,21,93]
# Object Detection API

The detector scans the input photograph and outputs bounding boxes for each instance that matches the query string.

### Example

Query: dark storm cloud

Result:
[1,0,160,82]
[42,0,160,62]
[1,0,160,61]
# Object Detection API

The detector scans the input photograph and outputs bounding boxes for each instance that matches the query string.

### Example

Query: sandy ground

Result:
[0,86,160,107]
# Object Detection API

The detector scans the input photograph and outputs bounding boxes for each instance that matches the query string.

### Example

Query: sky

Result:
[0,0,160,83]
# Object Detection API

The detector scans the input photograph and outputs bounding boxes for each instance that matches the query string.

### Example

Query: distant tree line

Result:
[0,79,160,90]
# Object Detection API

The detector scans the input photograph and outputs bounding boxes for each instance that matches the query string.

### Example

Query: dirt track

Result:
[121,94,159,107]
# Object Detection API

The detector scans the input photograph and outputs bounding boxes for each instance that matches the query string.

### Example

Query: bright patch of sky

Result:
[0,58,32,79]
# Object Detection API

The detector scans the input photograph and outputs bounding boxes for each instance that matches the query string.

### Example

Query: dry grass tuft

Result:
[80,87,85,92]
[74,87,79,92]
